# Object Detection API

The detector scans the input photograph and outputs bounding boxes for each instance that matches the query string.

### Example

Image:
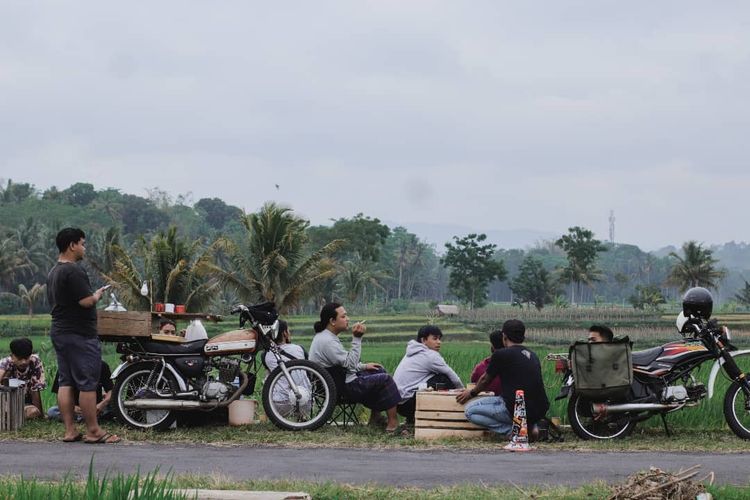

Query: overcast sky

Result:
[2,2,749,250]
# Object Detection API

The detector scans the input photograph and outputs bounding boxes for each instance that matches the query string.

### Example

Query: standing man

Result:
[456,319,549,438]
[47,227,120,444]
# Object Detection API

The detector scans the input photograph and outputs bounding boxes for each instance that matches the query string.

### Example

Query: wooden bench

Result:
[415,390,485,440]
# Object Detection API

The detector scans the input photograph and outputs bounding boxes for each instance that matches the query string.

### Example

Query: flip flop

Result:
[84,432,121,444]
[62,433,83,443]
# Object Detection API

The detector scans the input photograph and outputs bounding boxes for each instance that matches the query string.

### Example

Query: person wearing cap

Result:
[0,337,46,419]
[456,319,549,438]
[393,325,464,425]
[469,330,503,396]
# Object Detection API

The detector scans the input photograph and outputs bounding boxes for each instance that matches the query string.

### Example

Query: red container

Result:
[154,303,165,312]
[174,305,186,314]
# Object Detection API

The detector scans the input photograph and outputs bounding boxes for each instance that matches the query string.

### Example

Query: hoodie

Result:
[393,340,464,402]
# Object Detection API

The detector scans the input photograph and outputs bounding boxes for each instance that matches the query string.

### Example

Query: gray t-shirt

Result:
[47,262,97,338]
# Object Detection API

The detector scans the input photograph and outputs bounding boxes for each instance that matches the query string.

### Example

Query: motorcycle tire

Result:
[723,376,750,440]
[113,362,179,431]
[567,392,636,440]
[262,359,336,431]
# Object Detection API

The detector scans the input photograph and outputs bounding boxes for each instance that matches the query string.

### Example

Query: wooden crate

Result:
[414,390,485,441]
[0,387,25,432]
[97,311,154,339]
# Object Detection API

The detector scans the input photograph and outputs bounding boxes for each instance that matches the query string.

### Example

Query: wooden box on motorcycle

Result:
[569,337,633,401]
[204,329,257,355]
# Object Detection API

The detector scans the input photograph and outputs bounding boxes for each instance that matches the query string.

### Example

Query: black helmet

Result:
[682,287,713,320]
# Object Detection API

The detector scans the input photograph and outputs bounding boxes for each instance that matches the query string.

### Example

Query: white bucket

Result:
[228,399,256,426]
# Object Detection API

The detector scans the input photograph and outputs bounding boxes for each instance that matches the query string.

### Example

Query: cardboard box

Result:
[414,390,485,440]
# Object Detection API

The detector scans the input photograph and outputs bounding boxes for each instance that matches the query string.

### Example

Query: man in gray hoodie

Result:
[393,325,464,424]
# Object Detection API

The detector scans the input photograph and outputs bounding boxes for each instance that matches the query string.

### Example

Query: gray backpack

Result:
[569,337,633,400]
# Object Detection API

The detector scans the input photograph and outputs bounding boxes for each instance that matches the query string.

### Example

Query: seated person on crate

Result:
[263,320,311,416]
[0,338,46,419]
[456,319,549,440]
[47,359,113,422]
[469,330,503,396]
[310,302,401,433]
[393,325,463,425]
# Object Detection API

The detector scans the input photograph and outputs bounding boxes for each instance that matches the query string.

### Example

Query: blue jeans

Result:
[464,396,512,435]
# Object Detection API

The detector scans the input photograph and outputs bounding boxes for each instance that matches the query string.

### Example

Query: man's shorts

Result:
[51,334,102,392]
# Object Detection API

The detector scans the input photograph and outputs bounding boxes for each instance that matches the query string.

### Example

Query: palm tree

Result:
[338,258,388,304]
[0,235,32,291]
[209,202,342,314]
[0,283,47,315]
[105,227,219,311]
[668,241,727,292]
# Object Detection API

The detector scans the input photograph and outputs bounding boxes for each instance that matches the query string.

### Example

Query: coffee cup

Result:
[165,303,175,313]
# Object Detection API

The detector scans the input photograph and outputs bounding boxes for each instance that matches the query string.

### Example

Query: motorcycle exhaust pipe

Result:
[124,372,249,411]
[592,402,681,414]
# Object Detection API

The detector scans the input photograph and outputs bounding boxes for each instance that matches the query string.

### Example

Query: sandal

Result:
[84,432,121,444]
[62,432,83,443]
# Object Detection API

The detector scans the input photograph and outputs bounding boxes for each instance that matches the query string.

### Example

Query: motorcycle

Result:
[552,313,750,440]
[111,302,337,431]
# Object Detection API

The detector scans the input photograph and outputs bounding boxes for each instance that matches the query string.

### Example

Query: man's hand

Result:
[363,363,382,371]
[352,322,367,338]
[456,388,474,405]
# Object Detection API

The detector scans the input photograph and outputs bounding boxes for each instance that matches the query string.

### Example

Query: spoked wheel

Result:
[262,360,336,431]
[567,392,636,440]
[113,362,178,431]
[723,376,750,440]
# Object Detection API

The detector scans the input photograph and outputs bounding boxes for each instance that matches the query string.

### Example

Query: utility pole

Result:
[609,210,615,244]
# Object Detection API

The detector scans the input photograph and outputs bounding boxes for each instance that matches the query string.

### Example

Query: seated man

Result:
[393,325,463,424]
[470,330,503,396]
[48,360,114,422]
[310,302,401,433]
[457,319,549,438]
[0,338,46,419]
[588,324,614,343]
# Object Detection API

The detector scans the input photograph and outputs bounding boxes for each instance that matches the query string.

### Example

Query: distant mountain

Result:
[385,221,558,252]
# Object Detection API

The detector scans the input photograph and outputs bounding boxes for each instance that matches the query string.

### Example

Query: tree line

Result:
[1,179,749,315]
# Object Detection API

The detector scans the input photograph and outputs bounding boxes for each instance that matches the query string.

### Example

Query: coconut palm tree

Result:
[668,241,727,292]
[105,227,219,311]
[0,283,47,315]
[209,202,342,314]
[0,235,32,291]
[338,258,388,305]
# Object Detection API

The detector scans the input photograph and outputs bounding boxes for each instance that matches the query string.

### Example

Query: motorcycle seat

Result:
[632,346,664,367]
[140,339,208,355]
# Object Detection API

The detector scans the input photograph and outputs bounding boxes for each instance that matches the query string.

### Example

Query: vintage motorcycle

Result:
[553,287,750,440]
[111,302,337,431]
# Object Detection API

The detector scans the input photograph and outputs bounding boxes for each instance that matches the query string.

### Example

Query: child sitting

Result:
[0,338,47,419]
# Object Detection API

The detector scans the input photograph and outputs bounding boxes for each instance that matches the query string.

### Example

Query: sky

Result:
[2,2,749,250]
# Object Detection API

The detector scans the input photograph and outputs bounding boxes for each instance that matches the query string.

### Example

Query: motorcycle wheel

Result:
[723,376,750,440]
[567,392,636,440]
[262,359,336,431]
[113,362,179,431]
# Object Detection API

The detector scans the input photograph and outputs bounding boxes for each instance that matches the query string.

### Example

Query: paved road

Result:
[1,441,749,487]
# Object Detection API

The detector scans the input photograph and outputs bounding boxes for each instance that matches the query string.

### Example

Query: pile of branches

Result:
[608,465,713,500]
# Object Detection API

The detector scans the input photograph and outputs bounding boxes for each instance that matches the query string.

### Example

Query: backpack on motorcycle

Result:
[569,337,633,401]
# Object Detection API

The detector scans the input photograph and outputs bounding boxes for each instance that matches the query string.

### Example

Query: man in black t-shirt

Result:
[47,227,120,444]
[48,360,114,422]
[456,319,549,437]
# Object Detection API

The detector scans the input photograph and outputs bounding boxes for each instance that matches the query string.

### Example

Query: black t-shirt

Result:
[51,361,113,404]
[47,262,97,337]
[485,345,550,425]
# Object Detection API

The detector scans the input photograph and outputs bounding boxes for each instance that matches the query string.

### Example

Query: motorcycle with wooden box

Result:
[551,287,750,440]
[108,302,336,431]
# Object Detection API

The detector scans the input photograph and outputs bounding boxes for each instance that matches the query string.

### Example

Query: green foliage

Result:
[509,255,558,310]
[62,182,97,207]
[668,241,727,292]
[734,280,750,306]
[442,233,507,309]
[195,197,242,230]
[555,226,607,304]
[628,284,666,311]
[210,202,342,313]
